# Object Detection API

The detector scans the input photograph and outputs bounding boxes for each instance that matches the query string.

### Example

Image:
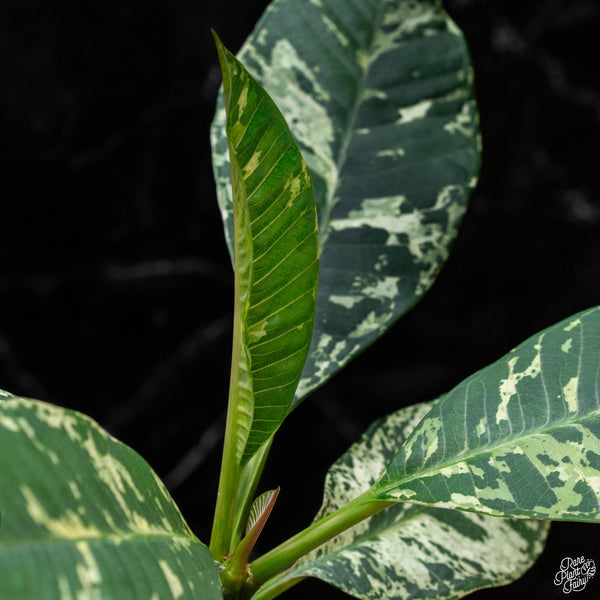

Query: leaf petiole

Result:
[248,490,393,587]
[231,439,274,548]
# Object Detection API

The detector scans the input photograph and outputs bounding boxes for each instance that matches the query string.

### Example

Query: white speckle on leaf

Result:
[75,541,101,598]
[322,14,349,47]
[348,311,392,339]
[562,377,578,412]
[242,151,262,178]
[69,481,83,500]
[398,100,432,123]
[561,338,573,353]
[496,346,541,424]
[330,295,363,309]
[476,417,487,437]
[363,88,388,101]
[0,415,19,432]
[376,148,405,158]
[21,485,102,539]
[444,102,474,137]
[564,318,581,332]
[362,276,400,301]
[159,560,184,599]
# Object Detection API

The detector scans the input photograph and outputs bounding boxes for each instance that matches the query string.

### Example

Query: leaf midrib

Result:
[0,530,197,551]
[316,0,386,252]
[376,406,600,498]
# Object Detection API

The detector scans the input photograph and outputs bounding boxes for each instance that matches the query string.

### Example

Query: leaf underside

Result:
[376,306,600,522]
[212,0,480,407]
[214,34,319,465]
[247,488,280,535]
[253,403,548,600]
[0,398,222,600]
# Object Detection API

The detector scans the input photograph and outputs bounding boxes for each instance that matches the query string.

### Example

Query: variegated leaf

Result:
[211,0,480,406]
[213,34,319,465]
[375,306,600,521]
[0,397,222,600]
[0,388,14,401]
[252,402,548,600]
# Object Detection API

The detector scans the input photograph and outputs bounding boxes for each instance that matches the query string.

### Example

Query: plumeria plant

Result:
[1,1,599,600]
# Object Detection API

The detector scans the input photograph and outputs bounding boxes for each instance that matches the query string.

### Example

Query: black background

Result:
[2,0,600,598]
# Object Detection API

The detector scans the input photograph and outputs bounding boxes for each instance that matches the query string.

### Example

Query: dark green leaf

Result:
[375,306,600,521]
[212,0,480,406]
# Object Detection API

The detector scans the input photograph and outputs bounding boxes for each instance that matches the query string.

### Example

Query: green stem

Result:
[209,307,243,558]
[210,360,239,560]
[230,438,273,549]
[210,111,252,558]
[249,490,393,586]
[249,574,304,600]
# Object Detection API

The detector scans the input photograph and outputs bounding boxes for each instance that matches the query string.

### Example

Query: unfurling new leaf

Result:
[214,32,319,466]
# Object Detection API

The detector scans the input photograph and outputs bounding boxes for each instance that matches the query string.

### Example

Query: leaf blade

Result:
[214,33,319,464]
[212,0,480,406]
[0,397,222,600]
[375,306,600,521]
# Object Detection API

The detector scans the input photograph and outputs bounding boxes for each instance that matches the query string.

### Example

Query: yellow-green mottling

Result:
[0,397,222,600]
[215,34,319,464]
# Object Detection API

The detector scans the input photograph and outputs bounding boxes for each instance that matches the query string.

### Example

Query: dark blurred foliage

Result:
[1,1,599,598]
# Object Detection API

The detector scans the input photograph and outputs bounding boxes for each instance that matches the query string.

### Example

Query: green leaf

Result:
[374,306,600,521]
[252,402,548,600]
[0,397,222,600]
[212,0,480,406]
[213,33,319,465]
